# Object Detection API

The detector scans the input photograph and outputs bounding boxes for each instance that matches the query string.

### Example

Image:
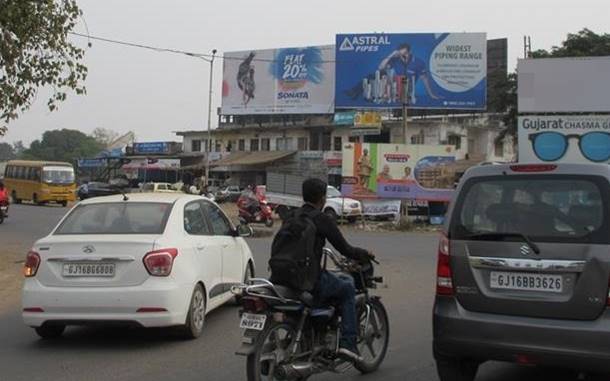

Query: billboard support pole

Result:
[205,49,217,187]
[401,77,410,220]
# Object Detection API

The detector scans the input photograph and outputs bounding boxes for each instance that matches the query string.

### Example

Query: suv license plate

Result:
[490,271,563,293]
[240,313,267,331]
[62,263,115,277]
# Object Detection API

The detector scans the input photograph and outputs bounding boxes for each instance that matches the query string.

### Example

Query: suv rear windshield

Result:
[55,202,172,235]
[450,175,610,243]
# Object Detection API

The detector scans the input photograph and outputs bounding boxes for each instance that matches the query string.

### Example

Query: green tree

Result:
[499,28,610,139]
[91,127,120,148]
[0,0,88,136]
[22,129,102,162]
[0,142,16,160]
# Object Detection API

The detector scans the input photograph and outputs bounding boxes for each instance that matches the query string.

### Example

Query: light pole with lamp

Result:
[204,49,217,189]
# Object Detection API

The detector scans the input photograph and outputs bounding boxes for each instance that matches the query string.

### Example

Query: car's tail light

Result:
[23,251,41,277]
[436,233,454,296]
[242,296,267,313]
[510,164,557,173]
[143,248,178,276]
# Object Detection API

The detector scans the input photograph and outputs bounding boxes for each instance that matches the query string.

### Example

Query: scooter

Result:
[237,196,274,228]
[0,199,9,225]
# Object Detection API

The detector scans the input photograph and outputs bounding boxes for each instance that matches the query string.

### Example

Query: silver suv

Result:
[434,163,610,380]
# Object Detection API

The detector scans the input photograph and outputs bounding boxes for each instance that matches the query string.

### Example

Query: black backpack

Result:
[269,208,319,291]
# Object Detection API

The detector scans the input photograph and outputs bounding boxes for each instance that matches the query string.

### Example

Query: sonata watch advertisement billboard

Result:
[335,33,487,110]
[221,45,335,115]
[518,115,610,164]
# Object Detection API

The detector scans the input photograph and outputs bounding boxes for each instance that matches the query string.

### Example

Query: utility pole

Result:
[204,49,217,187]
[523,36,532,58]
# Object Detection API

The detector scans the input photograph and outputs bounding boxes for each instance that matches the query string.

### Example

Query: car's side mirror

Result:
[236,222,253,238]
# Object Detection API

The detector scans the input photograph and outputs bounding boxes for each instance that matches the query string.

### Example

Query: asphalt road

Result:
[0,204,604,381]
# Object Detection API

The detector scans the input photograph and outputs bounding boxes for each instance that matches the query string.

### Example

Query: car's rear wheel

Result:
[35,324,65,339]
[436,356,479,381]
[178,283,206,339]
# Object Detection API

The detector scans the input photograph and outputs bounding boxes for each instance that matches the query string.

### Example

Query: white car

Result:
[141,182,181,193]
[22,193,255,339]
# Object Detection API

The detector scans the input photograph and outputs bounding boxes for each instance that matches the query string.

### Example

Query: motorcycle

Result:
[238,195,274,228]
[0,199,8,224]
[233,248,389,381]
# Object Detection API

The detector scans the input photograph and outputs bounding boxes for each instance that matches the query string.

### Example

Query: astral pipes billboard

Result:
[335,33,487,110]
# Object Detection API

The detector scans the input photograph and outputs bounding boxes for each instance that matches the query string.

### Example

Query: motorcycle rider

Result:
[0,180,9,214]
[299,178,374,362]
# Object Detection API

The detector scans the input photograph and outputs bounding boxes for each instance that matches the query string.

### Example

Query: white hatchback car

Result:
[22,193,255,339]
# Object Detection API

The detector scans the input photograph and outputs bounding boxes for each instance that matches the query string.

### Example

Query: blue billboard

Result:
[133,142,169,155]
[335,33,487,110]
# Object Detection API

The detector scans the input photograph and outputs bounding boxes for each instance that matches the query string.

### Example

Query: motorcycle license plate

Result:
[240,313,267,331]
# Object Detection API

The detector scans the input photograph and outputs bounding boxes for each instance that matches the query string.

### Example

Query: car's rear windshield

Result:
[450,175,610,243]
[55,202,172,235]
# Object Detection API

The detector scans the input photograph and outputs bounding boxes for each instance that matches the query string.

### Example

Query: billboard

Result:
[335,33,487,110]
[342,143,456,201]
[221,45,335,115]
[133,142,170,155]
[518,57,610,113]
[518,115,610,164]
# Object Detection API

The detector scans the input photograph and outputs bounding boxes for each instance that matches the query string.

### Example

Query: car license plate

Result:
[62,263,115,277]
[240,313,267,331]
[490,271,562,293]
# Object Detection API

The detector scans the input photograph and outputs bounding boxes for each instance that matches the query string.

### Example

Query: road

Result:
[0,204,602,381]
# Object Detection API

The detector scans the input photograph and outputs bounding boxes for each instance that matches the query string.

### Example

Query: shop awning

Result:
[211,151,297,167]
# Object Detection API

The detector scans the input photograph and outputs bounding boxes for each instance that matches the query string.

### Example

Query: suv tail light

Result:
[23,251,41,277]
[143,248,178,276]
[436,233,454,296]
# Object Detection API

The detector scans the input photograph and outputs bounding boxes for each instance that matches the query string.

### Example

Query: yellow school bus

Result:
[3,160,76,206]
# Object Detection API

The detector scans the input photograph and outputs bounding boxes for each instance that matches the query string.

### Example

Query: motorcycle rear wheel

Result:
[246,321,300,381]
[355,298,390,374]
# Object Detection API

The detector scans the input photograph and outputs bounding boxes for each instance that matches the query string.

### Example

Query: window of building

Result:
[411,131,425,145]
[298,137,308,151]
[333,136,342,151]
[494,140,504,157]
[261,138,270,151]
[322,132,332,151]
[448,135,462,150]
[226,140,233,152]
[238,139,245,151]
[277,137,294,151]
[191,139,201,152]
[215,141,221,152]
[250,139,259,152]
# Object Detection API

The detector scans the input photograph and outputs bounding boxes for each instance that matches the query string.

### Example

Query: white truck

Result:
[266,184,363,222]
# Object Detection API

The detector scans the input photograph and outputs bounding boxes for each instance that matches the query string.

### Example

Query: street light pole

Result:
[204,49,217,188]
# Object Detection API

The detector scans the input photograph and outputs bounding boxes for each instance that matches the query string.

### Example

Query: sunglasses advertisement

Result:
[518,116,610,164]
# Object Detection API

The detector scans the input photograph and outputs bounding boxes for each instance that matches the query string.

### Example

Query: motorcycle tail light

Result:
[242,296,267,313]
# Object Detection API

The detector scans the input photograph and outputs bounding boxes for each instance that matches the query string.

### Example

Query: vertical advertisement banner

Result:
[518,116,610,164]
[342,143,456,201]
[335,33,487,110]
[221,45,335,115]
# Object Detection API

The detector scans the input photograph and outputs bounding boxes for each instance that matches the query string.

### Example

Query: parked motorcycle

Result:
[233,248,389,381]
[237,195,274,228]
[0,199,8,224]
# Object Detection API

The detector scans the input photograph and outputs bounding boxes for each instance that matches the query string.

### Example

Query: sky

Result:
[1,0,608,145]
